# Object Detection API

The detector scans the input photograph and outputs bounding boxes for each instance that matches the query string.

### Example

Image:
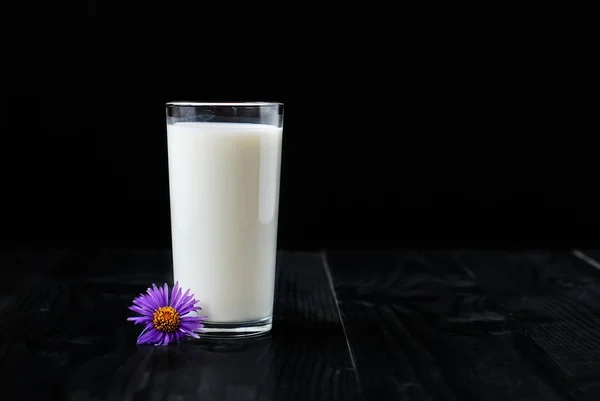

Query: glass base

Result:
[200,316,272,339]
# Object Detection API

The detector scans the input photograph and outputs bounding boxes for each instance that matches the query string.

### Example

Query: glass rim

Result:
[166,101,283,107]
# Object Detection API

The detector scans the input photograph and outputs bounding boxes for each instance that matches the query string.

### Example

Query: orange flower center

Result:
[152,306,181,332]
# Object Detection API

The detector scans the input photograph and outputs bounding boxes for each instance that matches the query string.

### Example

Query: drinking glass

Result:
[166,102,284,337]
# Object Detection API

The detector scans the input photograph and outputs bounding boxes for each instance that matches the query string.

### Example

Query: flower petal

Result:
[180,319,201,327]
[177,294,197,308]
[127,316,153,325]
[169,281,178,306]
[178,301,201,316]
[180,322,204,334]
[181,315,207,322]
[171,282,183,308]
[141,290,158,312]
[177,295,195,308]
[179,326,201,339]
[156,284,166,306]
[128,305,152,316]
[150,284,164,306]
[138,327,164,345]
[139,292,160,310]
[136,324,154,344]
[175,331,186,342]
[132,297,155,312]
[147,331,164,345]
[163,283,170,305]
[181,317,205,327]
[180,321,206,332]
[178,289,192,307]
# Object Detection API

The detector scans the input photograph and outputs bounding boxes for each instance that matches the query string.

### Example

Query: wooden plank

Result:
[325,250,565,401]
[454,250,600,401]
[573,249,600,274]
[0,248,70,311]
[0,250,359,401]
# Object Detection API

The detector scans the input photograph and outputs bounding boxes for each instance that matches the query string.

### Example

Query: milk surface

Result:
[167,122,282,322]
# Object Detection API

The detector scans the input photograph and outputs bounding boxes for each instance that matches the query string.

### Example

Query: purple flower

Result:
[127,282,207,345]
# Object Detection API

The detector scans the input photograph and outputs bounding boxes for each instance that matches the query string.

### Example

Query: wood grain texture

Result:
[0,250,358,401]
[0,248,70,312]
[4,249,600,401]
[325,250,565,401]
[454,251,600,400]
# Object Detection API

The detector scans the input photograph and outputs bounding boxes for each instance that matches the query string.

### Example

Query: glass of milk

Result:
[166,102,284,338]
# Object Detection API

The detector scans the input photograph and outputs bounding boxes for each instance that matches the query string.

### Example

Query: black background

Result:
[1,6,595,250]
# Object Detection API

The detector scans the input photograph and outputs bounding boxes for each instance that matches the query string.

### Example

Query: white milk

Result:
[167,122,282,323]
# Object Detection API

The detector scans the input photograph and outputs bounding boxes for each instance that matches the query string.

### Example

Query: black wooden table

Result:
[1,249,600,400]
